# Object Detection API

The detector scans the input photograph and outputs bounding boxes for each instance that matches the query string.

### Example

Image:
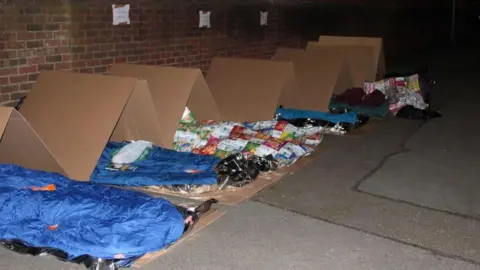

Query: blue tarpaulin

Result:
[0,164,185,266]
[91,142,220,187]
[276,108,358,124]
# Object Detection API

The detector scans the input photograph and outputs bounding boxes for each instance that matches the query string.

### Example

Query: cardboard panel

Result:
[274,48,353,111]
[110,64,220,140]
[110,80,166,148]
[0,107,64,175]
[19,71,137,181]
[306,43,375,88]
[318,35,385,79]
[206,57,297,122]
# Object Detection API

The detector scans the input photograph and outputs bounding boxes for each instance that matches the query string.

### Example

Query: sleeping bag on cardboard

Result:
[0,164,215,269]
[91,141,220,187]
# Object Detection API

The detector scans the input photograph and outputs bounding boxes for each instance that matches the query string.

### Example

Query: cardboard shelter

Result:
[273,48,353,111]
[109,64,220,148]
[206,57,299,122]
[306,42,375,88]
[1,71,164,181]
[317,35,386,80]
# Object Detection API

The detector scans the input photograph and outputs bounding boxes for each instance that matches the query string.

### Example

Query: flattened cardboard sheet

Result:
[318,35,386,79]
[18,71,163,181]
[110,64,221,148]
[206,57,298,122]
[132,208,224,267]
[274,48,353,111]
[135,147,325,205]
[306,42,375,88]
[0,107,65,175]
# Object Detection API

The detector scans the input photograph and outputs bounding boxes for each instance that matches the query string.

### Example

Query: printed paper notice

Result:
[112,4,130,26]
[260,11,268,26]
[199,10,211,28]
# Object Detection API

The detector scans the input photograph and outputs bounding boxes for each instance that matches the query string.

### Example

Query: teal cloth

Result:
[329,96,389,118]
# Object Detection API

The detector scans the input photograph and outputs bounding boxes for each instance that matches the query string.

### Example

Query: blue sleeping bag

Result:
[91,142,220,187]
[0,164,185,267]
[276,108,359,124]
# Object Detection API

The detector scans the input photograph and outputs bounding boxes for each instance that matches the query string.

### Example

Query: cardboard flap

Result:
[206,57,296,121]
[306,43,375,88]
[0,107,65,175]
[274,48,352,111]
[110,64,220,138]
[0,106,11,137]
[110,80,167,147]
[318,35,385,79]
[19,71,137,181]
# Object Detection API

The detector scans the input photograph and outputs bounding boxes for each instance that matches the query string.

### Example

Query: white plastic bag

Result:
[112,140,153,165]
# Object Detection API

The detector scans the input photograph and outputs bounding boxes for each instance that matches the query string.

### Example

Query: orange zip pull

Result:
[30,184,56,191]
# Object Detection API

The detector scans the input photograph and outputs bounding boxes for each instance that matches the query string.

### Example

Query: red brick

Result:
[28,73,39,81]
[62,55,71,62]
[79,68,94,73]
[20,82,34,91]
[0,68,18,76]
[54,47,70,54]
[87,59,101,67]
[86,45,102,52]
[114,57,127,64]
[55,62,72,70]
[101,58,113,65]
[1,85,19,94]
[34,15,50,23]
[0,77,9,85]
[72,61,86,68]
[79,53,94,60]
[7,42,25,50]
[35,32,53,39]
[19,66,38,74]
[10,74,28,84]
[54,31,69,39]
[38,61,54,70]
[94,66,107,74]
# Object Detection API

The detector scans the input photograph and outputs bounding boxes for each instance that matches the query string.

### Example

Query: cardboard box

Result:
[306,42,375,88]
[3,71,164,181]
[317,35,386,80]
[109,64,221,147]
[273,48,353,111]
[206,57,299,122]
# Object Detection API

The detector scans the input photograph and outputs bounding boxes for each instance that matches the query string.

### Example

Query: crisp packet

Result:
[180,107,196,124]
[254,145,278,157]
[217,139,249,153]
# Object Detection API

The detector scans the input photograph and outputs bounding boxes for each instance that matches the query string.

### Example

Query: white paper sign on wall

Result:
[199,10,211,28]
[260,11,268,26]
[112,4,130,25]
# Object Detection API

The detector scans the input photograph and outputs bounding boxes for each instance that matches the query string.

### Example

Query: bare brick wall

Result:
[0,0,454,105]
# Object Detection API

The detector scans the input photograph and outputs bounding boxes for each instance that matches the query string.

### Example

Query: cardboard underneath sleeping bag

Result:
[0,71,164,181]
[0,164,224,268]
[306,42,375,88]
[273,48,353,111]
[135,147,325,205]
[317,35,386,80]
[206,57,298,122]
[109,64,220,147]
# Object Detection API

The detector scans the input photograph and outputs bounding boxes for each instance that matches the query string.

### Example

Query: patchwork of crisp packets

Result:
[173,112,324,167]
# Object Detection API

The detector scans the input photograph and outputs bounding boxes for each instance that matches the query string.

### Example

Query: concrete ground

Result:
[1,50,480,269]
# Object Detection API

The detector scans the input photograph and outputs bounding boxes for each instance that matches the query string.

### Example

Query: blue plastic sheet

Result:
[0,164,184,266]
[276,108,358,124]
[91,142,220,187]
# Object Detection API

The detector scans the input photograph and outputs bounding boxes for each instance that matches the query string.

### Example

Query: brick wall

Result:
[0,0,454,105]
